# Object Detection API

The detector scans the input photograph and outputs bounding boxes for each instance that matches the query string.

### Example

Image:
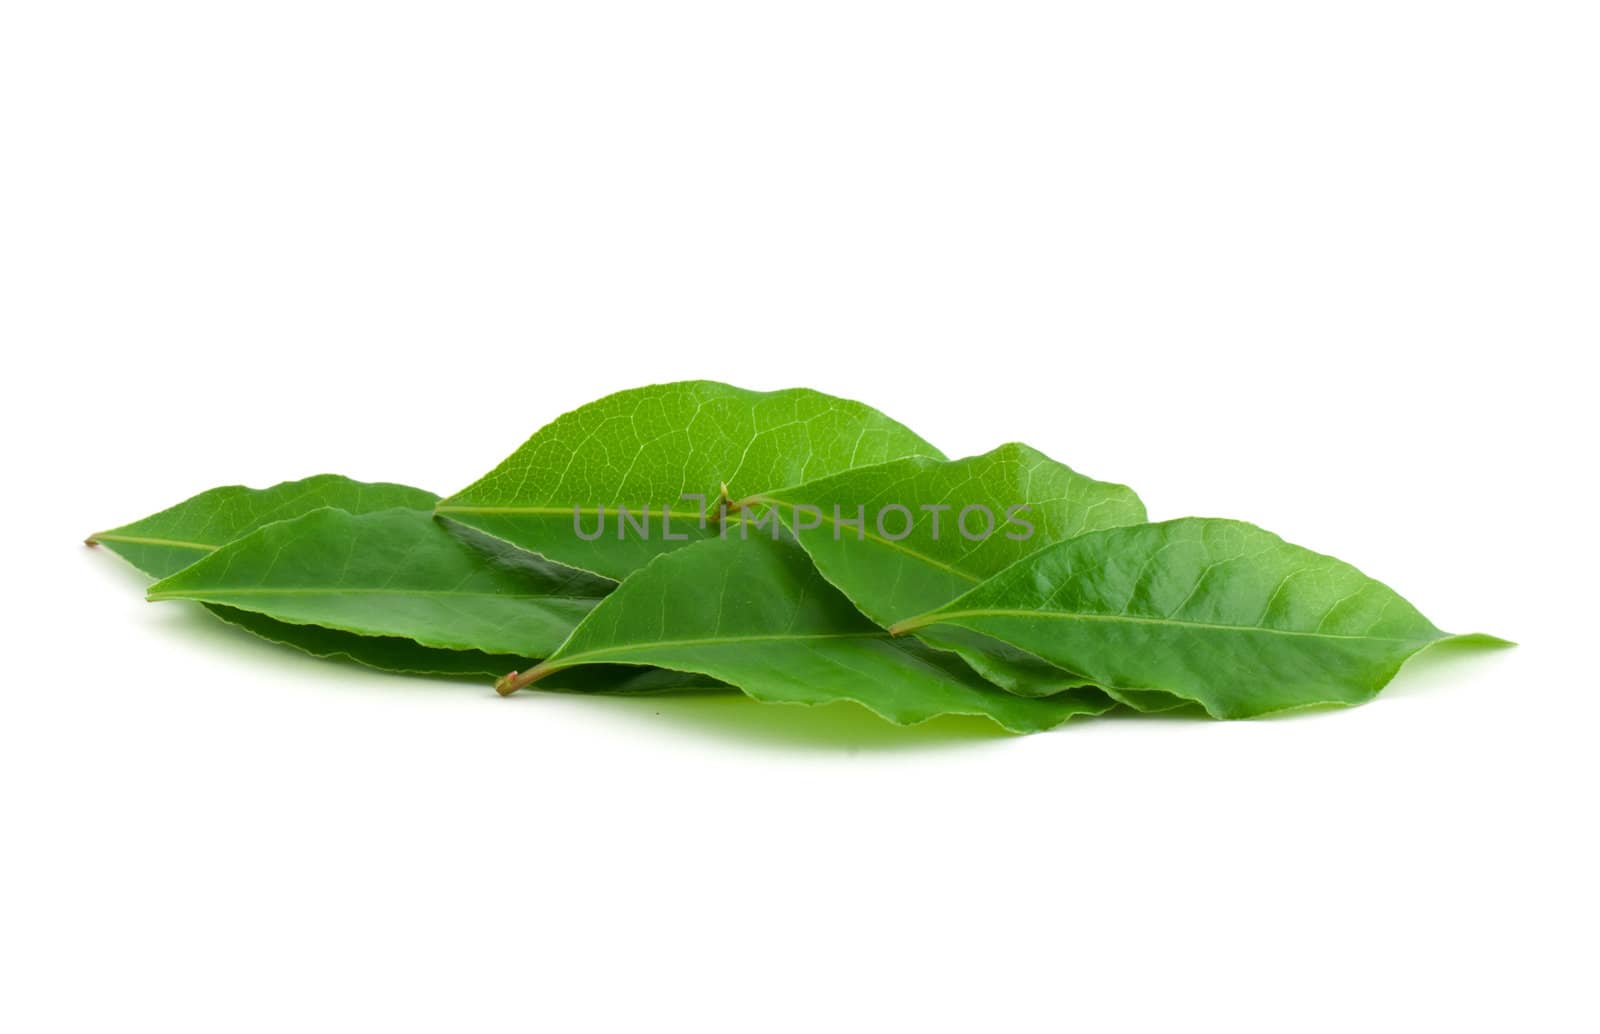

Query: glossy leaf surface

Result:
[758,443,1144,693]
[515,533,1112,733]
[894,518,1508,718]
[89,476,530,677]
[148,508,612,656]
[436,381,944,580]
[89,475,437,579]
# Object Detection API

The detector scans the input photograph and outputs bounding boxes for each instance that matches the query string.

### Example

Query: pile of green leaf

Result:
[89,381,1504,732]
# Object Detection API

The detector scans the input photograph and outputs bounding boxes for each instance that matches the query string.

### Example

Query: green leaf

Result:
[90,475,534,677]
[88,474,438,579]
[435,380,944,581]
[205,606,726,693]
[756,442,1145,693]
[892,517,1510,718]
[95,479,714,686]
[201,604,528,678]
[507,533,1114,733]
[147,507,613,657]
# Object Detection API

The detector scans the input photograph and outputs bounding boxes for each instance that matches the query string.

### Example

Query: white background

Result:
[3,3,1595,1031]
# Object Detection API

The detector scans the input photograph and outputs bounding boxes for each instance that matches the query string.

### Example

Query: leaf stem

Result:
[707,482,741,525]
[887,615,931,636]
[496,664,557,695]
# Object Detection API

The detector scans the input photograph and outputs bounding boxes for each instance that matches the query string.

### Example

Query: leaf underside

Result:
[210,604,726,692]
[202,603,533,678]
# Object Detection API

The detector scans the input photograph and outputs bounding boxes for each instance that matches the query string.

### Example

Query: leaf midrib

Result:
[751,496,982,584]
[902,607,1437,643]
[91,533,219,552]
[148,587,600,602]
[436,505,712,518]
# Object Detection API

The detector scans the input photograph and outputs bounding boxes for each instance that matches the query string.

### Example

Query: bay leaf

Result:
[436,380,944,581]
[205,604,529,678]
[891,517,1510,718]
[501,533,1113,733]
[147,507,613,657]
[755,442,1144,694]
[88,474,438,579]
[90,475,530,677]
[97,481,718,687]
[202,606,726,693]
